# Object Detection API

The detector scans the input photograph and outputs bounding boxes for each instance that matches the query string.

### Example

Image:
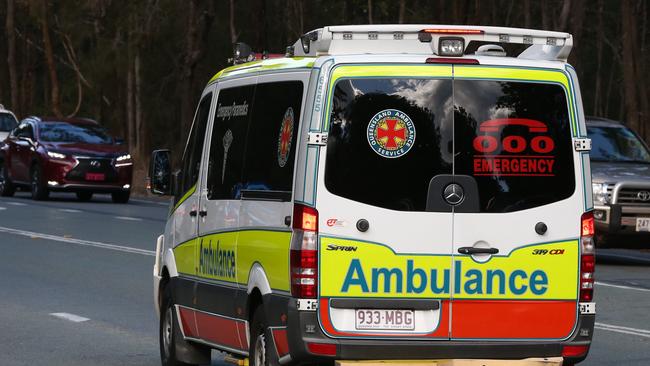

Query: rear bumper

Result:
[285,300,594,365]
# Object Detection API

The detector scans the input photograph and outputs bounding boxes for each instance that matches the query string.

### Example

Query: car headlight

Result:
[47,151,67,160]
[115,153,132,167]
[592,183,610,204]
[116,153,131,162]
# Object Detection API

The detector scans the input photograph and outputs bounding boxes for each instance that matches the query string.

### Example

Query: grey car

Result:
[587,117,650,246]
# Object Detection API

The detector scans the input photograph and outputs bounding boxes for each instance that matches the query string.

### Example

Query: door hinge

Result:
[574,137,592,152]
[307,132,328,146]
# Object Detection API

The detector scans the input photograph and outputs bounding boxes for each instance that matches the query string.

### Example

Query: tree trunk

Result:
[179,0,216,136]
[398,0,406,24]
[621,0,641,132]
[135,51,143,156]
[593,0,604,115]
[6,0,20,115]
[41,0,62,118]
[367,0,373,24]
[523,0,531,28]
[229,0,237,44]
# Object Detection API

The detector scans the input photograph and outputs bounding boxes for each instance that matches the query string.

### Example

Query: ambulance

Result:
[150,25,596,366]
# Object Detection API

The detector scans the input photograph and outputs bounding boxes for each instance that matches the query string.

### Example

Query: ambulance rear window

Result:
[454,80,575,212]
[325,78,453,212]
[325,77,575,213]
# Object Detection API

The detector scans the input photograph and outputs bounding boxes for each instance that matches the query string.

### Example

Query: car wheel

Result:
[0,162,15,197]
[111,191,130,204]
[76,192,93,202]
[30,164,49,201]
[249,306,280,366]
[159,283,209,366]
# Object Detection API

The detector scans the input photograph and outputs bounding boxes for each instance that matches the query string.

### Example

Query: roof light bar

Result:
[289,25,573,61]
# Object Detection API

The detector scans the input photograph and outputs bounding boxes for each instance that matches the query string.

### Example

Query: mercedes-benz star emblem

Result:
[638,191,650,202]
[90,160,100,168]
[443,183,465,206]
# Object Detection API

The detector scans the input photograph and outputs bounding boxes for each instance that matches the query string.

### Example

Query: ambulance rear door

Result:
[449,65,581,341]
[316,65,455,340]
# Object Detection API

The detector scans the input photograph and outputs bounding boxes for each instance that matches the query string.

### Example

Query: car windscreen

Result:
[0,113,17,132]
[325,78,575,213]
[39,122,113,144]
[587,125,650,163]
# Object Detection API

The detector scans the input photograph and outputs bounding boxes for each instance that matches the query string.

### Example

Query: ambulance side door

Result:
[196,77,257,353]
[171,86,216,336]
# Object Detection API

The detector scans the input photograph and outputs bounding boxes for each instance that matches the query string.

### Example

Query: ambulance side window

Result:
[177,93,212,203]
[241,81,303,196]
[206,85,255,200]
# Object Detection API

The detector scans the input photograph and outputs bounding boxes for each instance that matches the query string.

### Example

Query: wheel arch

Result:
[246,263,273,321]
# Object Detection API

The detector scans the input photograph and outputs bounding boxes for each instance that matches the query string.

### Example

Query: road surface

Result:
[0,192,648,365]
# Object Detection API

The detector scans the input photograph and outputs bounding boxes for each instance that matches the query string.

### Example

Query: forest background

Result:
[1,0,647,191]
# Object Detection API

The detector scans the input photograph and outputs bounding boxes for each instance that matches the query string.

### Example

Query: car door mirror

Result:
[150,149,172,196]
[18,136,35,147]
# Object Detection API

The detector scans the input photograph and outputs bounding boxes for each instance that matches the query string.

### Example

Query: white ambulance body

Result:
[151,25,596,366]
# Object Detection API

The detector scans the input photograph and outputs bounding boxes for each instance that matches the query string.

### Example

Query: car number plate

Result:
[636,217,650,232]
[85,173,105,181]
[355,309,414,330]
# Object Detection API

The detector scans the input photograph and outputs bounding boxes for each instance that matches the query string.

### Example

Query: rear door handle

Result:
[189,210,198,217]
[457,247,499,255]
[199,210,207,217]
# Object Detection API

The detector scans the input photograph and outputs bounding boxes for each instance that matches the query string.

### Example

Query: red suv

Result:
[0,117,132,202]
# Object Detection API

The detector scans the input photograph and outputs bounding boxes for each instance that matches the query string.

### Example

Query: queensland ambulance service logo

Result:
[277,107,294,167]
[367,109,416,158]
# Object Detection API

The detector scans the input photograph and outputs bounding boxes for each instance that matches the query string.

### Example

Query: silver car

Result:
[588,117,650,246]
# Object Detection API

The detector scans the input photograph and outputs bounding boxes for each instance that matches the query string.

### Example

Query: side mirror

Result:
[115,137,125,145]
[18,136,35,147]
[150,149,172,196]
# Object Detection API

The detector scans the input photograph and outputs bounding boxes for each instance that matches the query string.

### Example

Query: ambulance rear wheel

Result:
[249,306,279,366]
[159,283,209,366]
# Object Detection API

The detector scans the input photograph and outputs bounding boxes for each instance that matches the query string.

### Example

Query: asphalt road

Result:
[0,192,649,366]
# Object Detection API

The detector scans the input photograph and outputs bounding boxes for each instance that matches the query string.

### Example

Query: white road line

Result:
[0,226,155,256]
[50,312,90,323]
[595,322,650,338]
[595,281,650,293]
[59,208,82,213]
[6,202,26,206]
[0,207,6,210]
[115,216,142,221]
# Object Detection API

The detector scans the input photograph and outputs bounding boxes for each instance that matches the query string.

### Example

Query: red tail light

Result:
[307,342,337,356]
[562,345,589,358]
[290,204,318,298]
[579,212,595,302]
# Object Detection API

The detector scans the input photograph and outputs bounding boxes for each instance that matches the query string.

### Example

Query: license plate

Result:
[85,173,105,181]
[636,217,650,232]
[355,309,414,330]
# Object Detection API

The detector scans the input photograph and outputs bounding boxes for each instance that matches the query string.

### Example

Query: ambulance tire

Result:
[159,284,210,366]
[250,306,280,366]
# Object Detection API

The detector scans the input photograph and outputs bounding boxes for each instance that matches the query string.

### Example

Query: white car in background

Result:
[0,104,18,142]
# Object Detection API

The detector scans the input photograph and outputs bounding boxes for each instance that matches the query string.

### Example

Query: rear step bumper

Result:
[286,301,594,365]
